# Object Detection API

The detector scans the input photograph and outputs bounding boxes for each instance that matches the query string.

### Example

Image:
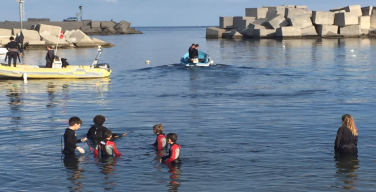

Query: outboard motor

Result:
[94,63,110,71]
[61,58,69,68]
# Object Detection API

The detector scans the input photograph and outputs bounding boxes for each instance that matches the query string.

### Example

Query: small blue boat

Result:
[180,51,214,67]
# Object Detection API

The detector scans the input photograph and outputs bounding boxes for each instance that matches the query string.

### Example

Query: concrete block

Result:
[312,11,335,25]
[285,8,309,18]
[222,30,243,39]
[236,17,256,30]
[12,28,20,36]
[90,21,100,28]
[68,29,93,44]
[283,5,295,9]
[91,38,107,45]
[36,24,61,38]
[233,17,244,29]
[330,5,362,16]
[0,28,12,36]
[219,17,234,29]
[102,27,116,34]
[334,12,359,27]
[264,6,286,18]
[100,21,116,29]
[245,8,268,19]
[265,14,289,29]
[339,25,361,37]
[359,16,371,29]
[114,20,131,30]
[288,14,313,28]
[253,28,276,38]
[316,25,338,37]
[80,25,91,31]
[246,23,267,36]
[295,5,308,11]
[42,35,69,45]
[301,26,318,36]
[20,29,41,43]
[276,26,301,37]
[27,41,45,45]
[371,15,376,28]
[361,6,373,16]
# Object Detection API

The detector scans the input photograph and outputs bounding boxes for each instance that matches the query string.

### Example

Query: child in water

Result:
[87,115,127,142]
[63,117,87,154]
[94,130,122,157]
[161,133,181,165]
[152,124,167,151]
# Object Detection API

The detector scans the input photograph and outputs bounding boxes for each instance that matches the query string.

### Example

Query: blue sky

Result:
[2,0,375,26]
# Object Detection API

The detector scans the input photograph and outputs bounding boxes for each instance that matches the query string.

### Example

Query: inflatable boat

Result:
[180,51,214,67]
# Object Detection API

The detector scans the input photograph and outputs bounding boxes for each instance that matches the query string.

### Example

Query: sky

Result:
[1,0,375,27]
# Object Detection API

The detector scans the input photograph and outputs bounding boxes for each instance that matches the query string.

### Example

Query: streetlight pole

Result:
[79,6,83,21]
[17,0,25,32]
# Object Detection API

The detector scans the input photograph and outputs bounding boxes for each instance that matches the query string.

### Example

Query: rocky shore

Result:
[0,20,142,49]
[206,5,376,39]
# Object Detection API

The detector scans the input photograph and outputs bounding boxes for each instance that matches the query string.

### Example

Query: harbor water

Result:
[1,27,376,191]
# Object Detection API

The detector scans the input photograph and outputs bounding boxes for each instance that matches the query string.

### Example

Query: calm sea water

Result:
[1,27,376,191]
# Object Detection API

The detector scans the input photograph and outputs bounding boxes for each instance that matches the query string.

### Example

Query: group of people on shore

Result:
[62,115,181,166]
[4,36,56,68]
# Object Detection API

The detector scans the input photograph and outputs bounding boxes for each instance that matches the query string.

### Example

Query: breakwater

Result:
[206,5,376,39]
[0,20,142,49]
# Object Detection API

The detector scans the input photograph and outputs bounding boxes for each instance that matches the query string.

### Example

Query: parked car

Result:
[63,17,78,22]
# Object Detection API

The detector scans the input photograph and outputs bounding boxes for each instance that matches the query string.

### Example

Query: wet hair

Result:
[103,129,112,140]
[69,116,82,126]
[341,114,358,136]
[93,115,106,126]
[195,44,199,47]
[9,36,14,40]
[153,124,163,134]
[166,133,178,143]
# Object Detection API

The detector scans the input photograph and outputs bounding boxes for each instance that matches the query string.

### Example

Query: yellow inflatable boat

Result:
[0,47,111,79]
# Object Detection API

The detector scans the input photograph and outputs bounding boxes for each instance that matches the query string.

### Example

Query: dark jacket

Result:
[334,126,358,153]
[188,47,194,59]
[5,41,22,53]
[191,48,198,58]
[46,50,54,62]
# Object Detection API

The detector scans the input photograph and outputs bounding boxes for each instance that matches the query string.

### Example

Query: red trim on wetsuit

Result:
[94,140,122,157]
[164,143,181,164]
[153,133,166,150]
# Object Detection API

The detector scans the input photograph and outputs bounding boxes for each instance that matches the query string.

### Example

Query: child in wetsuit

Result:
[63,117,87,154]
[152,124,167,151]
[161,133,181,165]
[87,115,127,142]
[94,130,122,157]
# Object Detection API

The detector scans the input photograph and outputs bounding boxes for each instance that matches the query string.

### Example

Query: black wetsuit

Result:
[63,128,83,155]
[87,124,120,142]
[5,41,22,67]
[334,126,358,154]
[45,49,54,68]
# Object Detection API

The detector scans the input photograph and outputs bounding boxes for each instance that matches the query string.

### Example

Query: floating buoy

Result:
[23,73,28,82]
[145,60,150,64]
[350,49,355,52]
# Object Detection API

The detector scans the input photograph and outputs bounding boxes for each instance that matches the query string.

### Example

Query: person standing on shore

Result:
[45,46,54,68]
[5,36,22,67]
[334,114,358,155]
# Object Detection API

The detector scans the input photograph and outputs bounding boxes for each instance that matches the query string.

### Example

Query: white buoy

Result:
[23,73,27,82]
[145,60,150,64]
[350,49,355,52]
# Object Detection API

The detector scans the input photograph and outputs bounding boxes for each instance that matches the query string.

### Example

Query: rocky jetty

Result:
[80,20,142,35]
[0,23,114,49]
[207,5,376,39]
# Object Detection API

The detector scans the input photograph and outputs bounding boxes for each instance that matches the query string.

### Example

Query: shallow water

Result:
[1,27,376,191]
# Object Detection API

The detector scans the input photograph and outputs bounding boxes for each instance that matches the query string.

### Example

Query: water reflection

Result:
[64,154,85,192]
[334,154,359,190]
[167,163,181,192]
[97,156,119,191]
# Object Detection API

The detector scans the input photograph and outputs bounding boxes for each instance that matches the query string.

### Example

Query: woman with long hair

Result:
[334,114,358,154]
